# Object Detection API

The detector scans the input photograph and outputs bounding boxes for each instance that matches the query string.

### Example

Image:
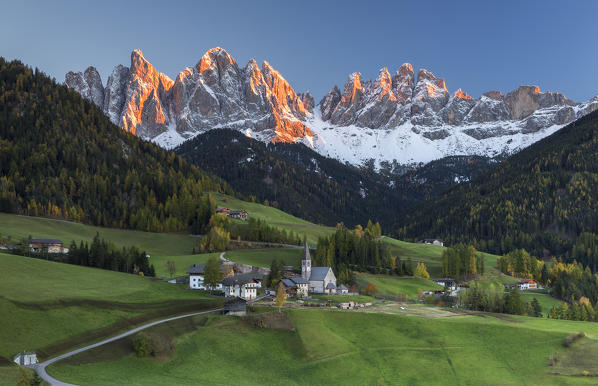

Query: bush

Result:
[563,331,585,347]
[133,331,175,357]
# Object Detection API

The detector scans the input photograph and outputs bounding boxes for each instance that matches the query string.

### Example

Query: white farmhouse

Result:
[222,273,264,300]
[301,242,336,294]
[13,351,37,366]
[186,264,223,290]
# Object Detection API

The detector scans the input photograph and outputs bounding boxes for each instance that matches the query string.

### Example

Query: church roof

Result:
[309,267,331,281]
[302,241,311,261]
[326,282,337,289]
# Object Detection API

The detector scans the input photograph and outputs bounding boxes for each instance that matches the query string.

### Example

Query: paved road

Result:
[30,308,223,386]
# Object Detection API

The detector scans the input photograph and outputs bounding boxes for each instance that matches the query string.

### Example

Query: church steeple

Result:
[301,241,311,280]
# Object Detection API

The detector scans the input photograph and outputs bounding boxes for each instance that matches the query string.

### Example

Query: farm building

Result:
[223,297,247,316]
[13,351,37,366]
[29,238,68,254]
[433,278,456,290]
[418,239,444,247]
[229,210,248,221]
[337,284,349,294]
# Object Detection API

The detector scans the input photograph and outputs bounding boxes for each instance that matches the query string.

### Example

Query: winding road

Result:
[30,308,223,386]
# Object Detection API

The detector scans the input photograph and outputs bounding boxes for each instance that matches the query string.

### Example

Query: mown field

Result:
[0,253,220,363]
[48,308,598,385]
[355,273,443,299]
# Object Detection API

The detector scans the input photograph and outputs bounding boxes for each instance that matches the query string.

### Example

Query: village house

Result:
[433,278,456,291]
[29,238,68,254]
[228,210,248,221]
[13,351,37,366]
[222,272,264,300]
[418,239,444,247]
[186,264,225,290]
[337,284,349,294]
[517,278,538,290]
[280,277,309,298]
[301,241,337,294]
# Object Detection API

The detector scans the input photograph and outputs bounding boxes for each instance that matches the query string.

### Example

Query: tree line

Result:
[12,233,155,276]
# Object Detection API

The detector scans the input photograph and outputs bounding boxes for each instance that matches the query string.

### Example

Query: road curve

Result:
[32,308,223,386]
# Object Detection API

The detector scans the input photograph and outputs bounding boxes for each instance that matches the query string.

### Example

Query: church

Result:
[301,242,337,294]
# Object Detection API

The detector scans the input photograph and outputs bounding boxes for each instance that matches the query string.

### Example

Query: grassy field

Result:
[48,308,598,385]
[0,212,197,256]
[212,192,334,244]
[224,248,301,268]
[520,291,565,317]
[0,253,220,361]
[355,273,443,299]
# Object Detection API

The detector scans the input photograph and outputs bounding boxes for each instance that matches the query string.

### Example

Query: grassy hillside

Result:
[355,273,443,298]
[212,192,334,244]
[0,253,220,361]
[48,309,598,385]
[0,213,197,256]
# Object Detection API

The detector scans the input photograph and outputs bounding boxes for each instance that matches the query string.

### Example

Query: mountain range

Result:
[66,47,598,169]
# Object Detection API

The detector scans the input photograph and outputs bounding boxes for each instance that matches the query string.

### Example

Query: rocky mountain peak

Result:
[374,68,397,102]
[65,66,104,107]
[454,89,473,100]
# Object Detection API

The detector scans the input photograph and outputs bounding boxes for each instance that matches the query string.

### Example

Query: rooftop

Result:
[310,267,332,281]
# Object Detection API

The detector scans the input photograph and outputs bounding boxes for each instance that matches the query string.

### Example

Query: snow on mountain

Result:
[66,49,598,169]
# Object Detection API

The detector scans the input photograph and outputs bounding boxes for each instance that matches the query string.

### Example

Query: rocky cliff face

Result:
[66,48,312,146]
[66,49,598,168]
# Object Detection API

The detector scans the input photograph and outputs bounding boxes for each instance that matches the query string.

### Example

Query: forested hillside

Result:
[398,110,598,258]
[0,58,231,232]
[176,129,423,228]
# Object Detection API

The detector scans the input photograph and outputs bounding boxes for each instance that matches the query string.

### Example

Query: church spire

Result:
[302,241,311,261]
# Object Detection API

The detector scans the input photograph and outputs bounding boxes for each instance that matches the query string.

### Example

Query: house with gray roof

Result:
[301,242,337,294]
[13,351,37,366]
[222,273,264,300]
[280,277,309,298]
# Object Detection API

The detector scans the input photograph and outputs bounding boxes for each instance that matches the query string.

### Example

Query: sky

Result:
[1,0,597,102]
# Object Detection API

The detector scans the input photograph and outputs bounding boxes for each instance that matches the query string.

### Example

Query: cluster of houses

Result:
[215,207,248,221]
[0,238,69,254]
[185,242,352,301]
[417,238,444,247]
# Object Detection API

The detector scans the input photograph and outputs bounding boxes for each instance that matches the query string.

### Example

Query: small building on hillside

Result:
[13,351,37,366]
[216,207,231,215]
[433,278,456,291]
[229,210,248,221]
[223,297,247,316]
[29,238,67,254]
[418,239,444,247]
[167,276,187,284]
[280,277,309,298]
[518,278,538,290]
[222,273,264,300]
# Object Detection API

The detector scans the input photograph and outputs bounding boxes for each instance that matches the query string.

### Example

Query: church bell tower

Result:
[301,241,311,280]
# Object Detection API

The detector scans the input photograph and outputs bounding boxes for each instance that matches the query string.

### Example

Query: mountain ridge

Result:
[66,47,598,168]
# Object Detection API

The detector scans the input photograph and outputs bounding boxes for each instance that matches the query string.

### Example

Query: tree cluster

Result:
[457,285,537,316]
[441,244,485,278]
[549,297,597,322]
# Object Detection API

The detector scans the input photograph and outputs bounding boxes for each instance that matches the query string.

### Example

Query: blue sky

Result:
[1,0,597,102]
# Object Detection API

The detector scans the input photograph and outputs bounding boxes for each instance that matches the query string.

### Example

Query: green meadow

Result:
[47,308,598,385]
[0,253,220,362]
[355,273,443,299]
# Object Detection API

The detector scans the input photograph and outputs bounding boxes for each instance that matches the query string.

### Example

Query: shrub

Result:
[563,331,585,347]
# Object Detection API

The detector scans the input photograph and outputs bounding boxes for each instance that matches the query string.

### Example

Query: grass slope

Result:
[48,309,598,385]
[212,192,334,244]
[356,273,443,299]
[0,213,197,256]
[0,253,219,361]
